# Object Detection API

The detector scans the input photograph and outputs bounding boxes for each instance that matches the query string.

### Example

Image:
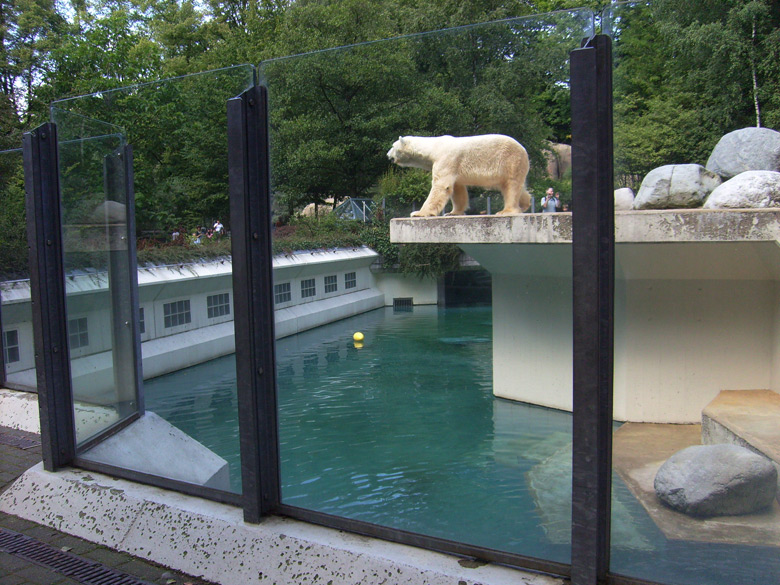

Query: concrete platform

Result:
[391,209,780,423]
[0,462,563,585]
[612,422,780,546]
[702,389,780,499]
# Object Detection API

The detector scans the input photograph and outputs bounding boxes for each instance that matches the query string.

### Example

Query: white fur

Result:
[386,134,531,217]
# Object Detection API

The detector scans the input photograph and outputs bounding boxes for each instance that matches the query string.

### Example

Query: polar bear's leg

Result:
[446,183,469,216]
[411,175,454,217]
[496,180,531,215]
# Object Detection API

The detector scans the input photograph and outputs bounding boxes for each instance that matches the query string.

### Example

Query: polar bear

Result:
[386,134,531,217]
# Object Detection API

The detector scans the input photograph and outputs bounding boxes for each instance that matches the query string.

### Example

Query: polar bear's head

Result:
[387,136,424,168]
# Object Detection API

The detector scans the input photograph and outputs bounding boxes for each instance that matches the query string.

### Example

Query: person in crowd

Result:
[540,187,559,213]
[213,220,224,235]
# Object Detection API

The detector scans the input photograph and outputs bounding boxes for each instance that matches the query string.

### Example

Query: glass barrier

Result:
[261,9,593,564]
[50,65,256,494]
[607,3,780,583]
[0,148,36,391]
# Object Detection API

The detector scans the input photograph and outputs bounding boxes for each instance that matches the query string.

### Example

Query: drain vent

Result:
[0,528,153,585]
[393,297,413,312]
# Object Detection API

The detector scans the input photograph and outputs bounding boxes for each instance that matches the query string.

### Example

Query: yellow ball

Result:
[353,332,364,342]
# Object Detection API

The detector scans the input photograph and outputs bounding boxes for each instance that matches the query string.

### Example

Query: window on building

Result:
[324,275,338,294]
[164,299,191,328]
[301,278,316,298]
[139,307,145,334]
[3,329,20,364]
[207,293,231,319]
[274,282,291,304]
[68,318,89,349]
[345,272,357,289]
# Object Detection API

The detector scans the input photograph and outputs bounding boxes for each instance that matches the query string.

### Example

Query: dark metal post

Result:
[0,290,6,387]
[570,35,614,585]
[228,83,281,522]
[23,122,76,470]
[103,145,144,416]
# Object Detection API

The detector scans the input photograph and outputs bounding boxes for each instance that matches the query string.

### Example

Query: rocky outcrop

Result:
[706,127,780,179]
[703,170,780,209]
[614,188,635,210]
[633,164,721,210]
[544,143,571,180]
[654,444,777,517]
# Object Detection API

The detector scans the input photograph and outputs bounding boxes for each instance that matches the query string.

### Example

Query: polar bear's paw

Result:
[496,208,523,216]
[410,210,437,217]
[444,210,467,216]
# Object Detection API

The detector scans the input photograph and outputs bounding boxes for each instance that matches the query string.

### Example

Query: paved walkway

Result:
[0,426,218,585]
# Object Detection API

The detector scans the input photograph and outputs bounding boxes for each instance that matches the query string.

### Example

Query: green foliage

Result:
[611,0,780,187]
[136,235,232,266]
[2,0,780,281]
[377,167,431,212]
[271,214,365,255]
[0,153,27,279]
[398,243,462,279]
[357,219,400,268]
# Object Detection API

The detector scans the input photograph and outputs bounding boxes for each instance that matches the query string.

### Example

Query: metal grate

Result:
[0,528,154,585]
[393,297,413,312]
[0,431,41,450]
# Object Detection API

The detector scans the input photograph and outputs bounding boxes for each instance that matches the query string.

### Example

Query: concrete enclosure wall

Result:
[392,210,780,424]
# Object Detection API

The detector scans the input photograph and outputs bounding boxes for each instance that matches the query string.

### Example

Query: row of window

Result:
[3,293,232,365]
[274,271,356,305]
[5,275,360,364]
[3,330,19,364]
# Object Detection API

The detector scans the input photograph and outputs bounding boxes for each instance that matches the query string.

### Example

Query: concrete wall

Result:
[395,211,780,424]
[613,278,775,422]
[487,250,778,423]
[372,271,439,306]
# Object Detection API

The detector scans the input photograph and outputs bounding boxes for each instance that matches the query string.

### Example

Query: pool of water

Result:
[144,305,780,583]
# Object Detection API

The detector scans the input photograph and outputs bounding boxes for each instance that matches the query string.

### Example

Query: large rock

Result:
[633,164,721,209]
[706,127,780,179]
[614,187,634,210]
[654,444,777,517]
[703,170,780,209]
[544,142,572,180]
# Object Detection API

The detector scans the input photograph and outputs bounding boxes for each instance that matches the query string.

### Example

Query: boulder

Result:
[614,187,635,210]
[633,164,721,209]
[654,444,777,517]
[706,127,780,179]
[703,170,780,209]
[544,143,572,180]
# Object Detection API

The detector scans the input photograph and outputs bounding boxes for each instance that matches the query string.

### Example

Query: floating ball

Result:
[353,332,364,342]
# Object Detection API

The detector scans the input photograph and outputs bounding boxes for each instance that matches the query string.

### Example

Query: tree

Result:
[611,0,780,187]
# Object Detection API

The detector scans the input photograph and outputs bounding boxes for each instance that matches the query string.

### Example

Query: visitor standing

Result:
[540,188,559,213]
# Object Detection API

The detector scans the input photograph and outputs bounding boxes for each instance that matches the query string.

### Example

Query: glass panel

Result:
[0,148,36,390]
[261,9,593,563]
[608,3,780,583]
[52,65,255,494]
[52,112,136,444]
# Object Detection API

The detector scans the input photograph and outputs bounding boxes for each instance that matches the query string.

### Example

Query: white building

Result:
[1,246,438,388]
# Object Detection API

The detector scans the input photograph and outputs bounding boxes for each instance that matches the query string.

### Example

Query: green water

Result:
[144,306,780,582]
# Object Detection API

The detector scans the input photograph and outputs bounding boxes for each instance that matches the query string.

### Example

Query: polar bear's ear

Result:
[399,136,406,146]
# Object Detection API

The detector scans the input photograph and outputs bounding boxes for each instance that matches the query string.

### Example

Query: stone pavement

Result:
[0,426,218,585]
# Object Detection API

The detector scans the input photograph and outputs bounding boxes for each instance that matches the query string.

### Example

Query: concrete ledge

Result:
[390,209,780,245]
[613,422,780,546]
[0,388,39,433]
[702,389,780,500]
[0,464,562,585]
[81,412,231,491]
[275,288,386,339]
